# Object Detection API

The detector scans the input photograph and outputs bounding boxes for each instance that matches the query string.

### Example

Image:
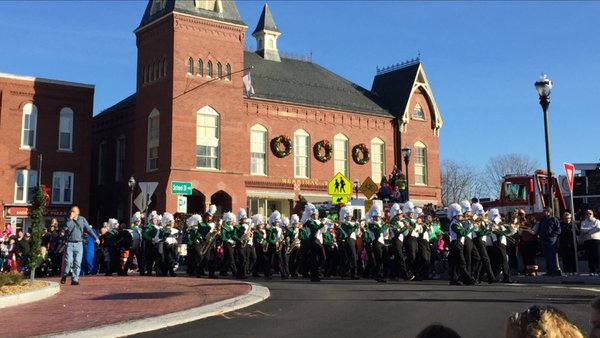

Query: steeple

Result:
[252,3,281,62]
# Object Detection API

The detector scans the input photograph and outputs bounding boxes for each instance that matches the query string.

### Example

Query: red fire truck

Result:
[482,170,567,218]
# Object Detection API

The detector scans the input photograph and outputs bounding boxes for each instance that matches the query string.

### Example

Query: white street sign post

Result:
[177,195,187,213]
[564,162,579,275]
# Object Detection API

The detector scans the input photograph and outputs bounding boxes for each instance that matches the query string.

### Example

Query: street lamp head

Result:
[401,144,411,160]
[353,179,359,186]
[534,73,552,98]
[128,176,136,189]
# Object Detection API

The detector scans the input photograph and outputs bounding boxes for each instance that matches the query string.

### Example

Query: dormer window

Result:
[195,0,223,13]
[150,0,166,15]
[412,103,425,120]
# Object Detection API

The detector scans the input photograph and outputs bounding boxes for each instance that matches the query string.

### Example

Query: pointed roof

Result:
[252,3,280,35]
[137,0,246,31]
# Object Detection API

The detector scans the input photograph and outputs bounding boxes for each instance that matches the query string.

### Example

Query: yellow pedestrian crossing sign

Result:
[332,195,349,204]
[328,172,351,195]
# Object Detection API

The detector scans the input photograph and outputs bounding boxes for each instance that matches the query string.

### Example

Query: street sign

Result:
[332,195,349,204]
[177,195,188,213]
[359,176,378,199]
[133,193,151,212]
[364,200,373,213]
[328,172,351,195]
[171,181,192,195]
[10,217,17,227]
[563,162,575,191]
[139,182,159,198]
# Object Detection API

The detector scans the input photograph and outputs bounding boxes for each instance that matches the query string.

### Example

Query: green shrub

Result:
[0,272,25,287]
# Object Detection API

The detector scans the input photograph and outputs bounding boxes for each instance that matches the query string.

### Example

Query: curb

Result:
[44,282,270,338]
[0,281,60,309]
[514,276,600,285]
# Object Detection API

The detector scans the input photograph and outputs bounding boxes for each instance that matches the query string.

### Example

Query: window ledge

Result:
[50,201,72,205]
[414,183,428,186]
[19,147,36,151]
[250,173,268,177]
[57,149,74,153]
[146,169,159,173]
[411,117,426,121]
[194,167,220,172]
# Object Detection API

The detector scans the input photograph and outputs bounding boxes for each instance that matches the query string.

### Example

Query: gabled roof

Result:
[138,0,246,31]
[252,3,280,35]
[244,51,389,117]
[95,93,136,118]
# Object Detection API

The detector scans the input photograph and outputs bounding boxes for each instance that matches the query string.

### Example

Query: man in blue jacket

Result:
[60,206,100,285]
[538,207,562,276]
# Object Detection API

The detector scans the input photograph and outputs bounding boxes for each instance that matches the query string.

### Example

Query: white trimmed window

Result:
[21,103,37,149]
[334,133,348,177]
[115,135,126,182]
[250,124,267,175]
[187,57,194,74]
[197,59,204,76]
[147,109,160,171]
[225,64,231,80]
[51,172,74,205]
[216,62,222,79]
[196,106,219,169]
[294,129,310,178]
[14,170,37,203]
[371,138,385,181]
[414,142,427,185]
[412,103,425,120]
[58,107,73,151]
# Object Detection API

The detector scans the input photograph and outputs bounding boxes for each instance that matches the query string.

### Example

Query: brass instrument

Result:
[260,229,269,252]
[286,239,301,255]
[241,226,253,248]
[200,220,222,256]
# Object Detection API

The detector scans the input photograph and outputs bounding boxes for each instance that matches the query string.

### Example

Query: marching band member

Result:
[102,218,120,276]
[184,214,203,277]
[159,212,178,277]
[302,203,325,282]
[460,200,481,280]
[220,212,237,277]
[414,207,432,280]
[388,203,411,281]
[471,203,495,283]
[298,211,312,279]
[278,217,291,280]
[252,214,267,278]
[402,202,418,277]
[264,211,282,279]
[367,204,387,283]
[233,208,248,279]
[338,205,360,280]
[243,216,256,277]
[203,205,218,279]
[489,208,516,283]
[323,219,338,278]
[286,214,302,277]
[141,211,161,276]
[448,203,476,286]
[129,212,143,274]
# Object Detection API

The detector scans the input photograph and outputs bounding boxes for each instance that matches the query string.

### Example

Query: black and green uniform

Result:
[389,219,411,280]
[402,217,418,275]
[338,220,359,278]
[220,223,236,276]
[472,223,494,283]
[305,219,325,282]
[367,221,387,281]
[158,226,178,277]
[448,219,474,285]
[232,223,247,278]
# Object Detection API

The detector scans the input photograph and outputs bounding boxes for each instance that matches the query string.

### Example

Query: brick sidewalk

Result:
[2,276,251,338]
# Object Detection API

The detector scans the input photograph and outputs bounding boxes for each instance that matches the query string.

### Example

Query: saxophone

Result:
[241,226,253,248]
[262,232,269,252]
[200,220,222,256]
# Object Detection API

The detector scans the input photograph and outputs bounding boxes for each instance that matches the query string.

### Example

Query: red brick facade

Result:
[0,73,94,231]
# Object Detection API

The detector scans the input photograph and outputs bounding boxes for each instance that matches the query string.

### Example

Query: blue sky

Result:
[0,1,598,172]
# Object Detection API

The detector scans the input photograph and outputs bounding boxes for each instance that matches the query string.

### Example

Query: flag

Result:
[242,72,255,97]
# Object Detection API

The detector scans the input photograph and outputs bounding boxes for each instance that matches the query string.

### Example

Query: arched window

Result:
[225,63,231,80]
[58,107,73,151]
[206,61,213,77]
[371,138,385,181]
[250,124,267,175]
[414,141,427,185]
[412,103,425,119]
[162,58,167,77]
[333,133,348,177]
[51,171,74,204]
[187,57,194,74]
[21,103,37,149]
[143,66,148,84]
[294,129,310,178]
[147,109,160,171]
[158,60,163,79]
[154,62,159,80]
[197,59,203,76]
[196,106,220,169]
[216,62,222,79]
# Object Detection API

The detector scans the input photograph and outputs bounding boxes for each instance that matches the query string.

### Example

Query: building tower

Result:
[252,3,281,62]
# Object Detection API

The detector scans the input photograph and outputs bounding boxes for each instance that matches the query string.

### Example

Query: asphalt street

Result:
[134,278,598,338]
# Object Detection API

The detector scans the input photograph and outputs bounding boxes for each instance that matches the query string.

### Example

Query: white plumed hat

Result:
[251,214,264,226]
[131,212,142,223]
[108,218,119,230]
[339,206,352,221]
[206,204,217,216]
[238,208,247,220]
[222,212,236,224]
[488,208,502,224]
[447,203,463,219]
[472,203,485,216]
[186,214,202,227]
[148,210,159,221]
[389,203,402,219]
[301,203,318,224]
[161,212,174,225]
[415,207,424,219]
[269,210,282,225]
[290,214,300,225]
[402,201,415,214]
[281,217,290,227]
[460,200,472,213]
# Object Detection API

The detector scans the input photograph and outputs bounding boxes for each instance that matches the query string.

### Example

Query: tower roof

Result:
[252,3,280,35]
[138,0,246,31]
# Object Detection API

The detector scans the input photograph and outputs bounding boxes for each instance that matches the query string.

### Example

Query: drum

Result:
[177,243,188,256]
[126,229,141,251]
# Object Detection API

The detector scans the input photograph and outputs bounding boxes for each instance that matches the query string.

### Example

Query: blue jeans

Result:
[542,239,560,275]
[62,242,83,281]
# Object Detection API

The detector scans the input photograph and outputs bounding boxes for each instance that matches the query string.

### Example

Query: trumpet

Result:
[200,220,222,256]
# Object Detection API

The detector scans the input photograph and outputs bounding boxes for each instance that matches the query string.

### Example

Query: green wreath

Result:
[313,140,332,163]
[270,134,292,158]
[352,143,370,164]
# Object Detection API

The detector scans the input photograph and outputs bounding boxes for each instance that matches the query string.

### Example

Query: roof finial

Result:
[417,50,421,60]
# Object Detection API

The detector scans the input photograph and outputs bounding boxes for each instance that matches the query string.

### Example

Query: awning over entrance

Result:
[246,189,295,199]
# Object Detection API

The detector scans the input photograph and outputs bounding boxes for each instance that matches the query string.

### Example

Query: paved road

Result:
[135,279,598,338]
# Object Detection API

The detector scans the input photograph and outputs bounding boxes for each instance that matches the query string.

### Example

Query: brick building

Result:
[91,0,443,223]
[0,73,94,231]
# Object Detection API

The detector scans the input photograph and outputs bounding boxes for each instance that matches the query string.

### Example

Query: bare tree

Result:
[481,153,539,199]
[441,160,483,207]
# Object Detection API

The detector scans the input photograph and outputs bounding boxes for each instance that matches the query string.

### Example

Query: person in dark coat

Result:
[559,212,578,275]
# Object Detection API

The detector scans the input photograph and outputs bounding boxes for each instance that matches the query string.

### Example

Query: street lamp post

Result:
[401,144,411,201]
[353,179,360,200]
[534,73,554,211]
[128,176,136,221]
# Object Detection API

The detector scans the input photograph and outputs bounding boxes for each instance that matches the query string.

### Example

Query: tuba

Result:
[200,220,222,256]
